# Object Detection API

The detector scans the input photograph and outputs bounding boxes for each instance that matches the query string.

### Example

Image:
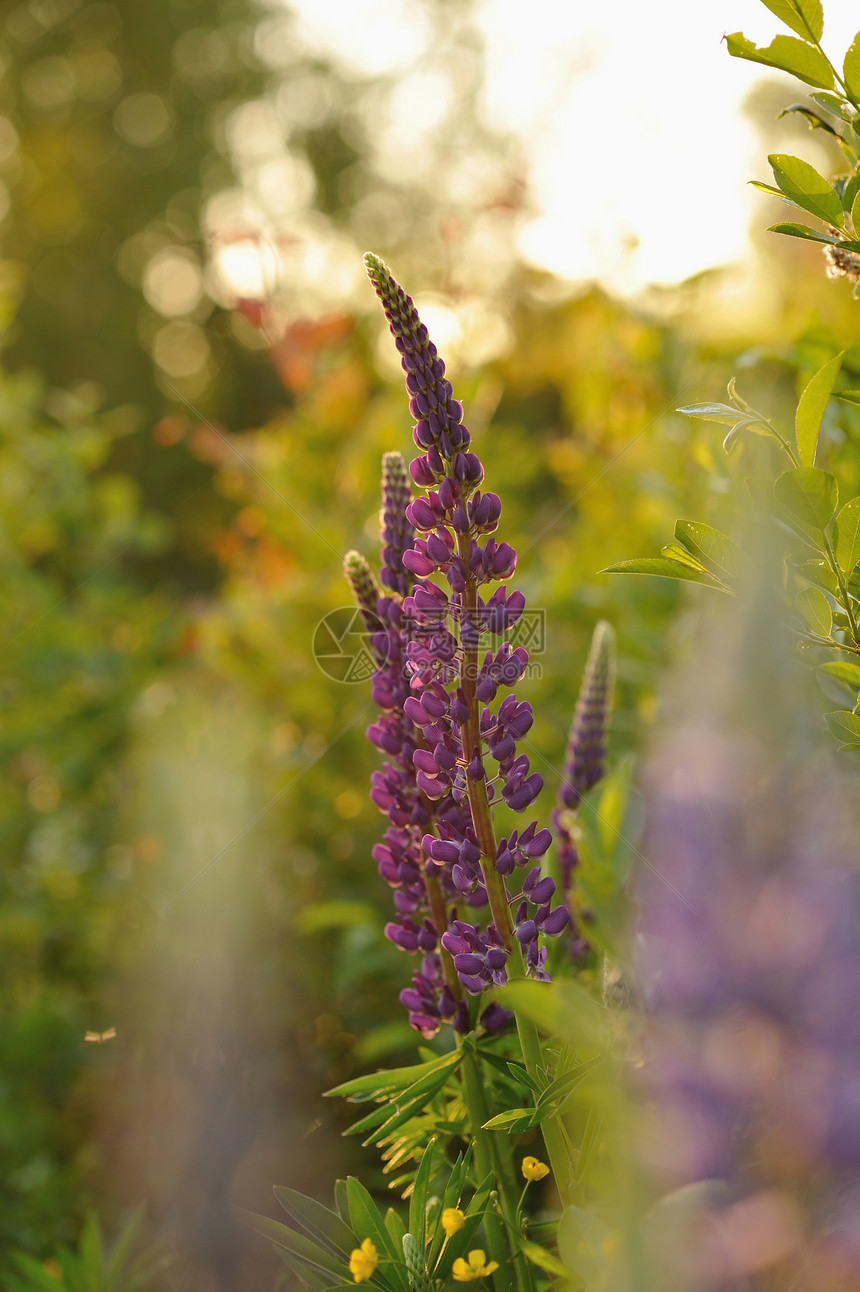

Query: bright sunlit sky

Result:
[285,0,860,296]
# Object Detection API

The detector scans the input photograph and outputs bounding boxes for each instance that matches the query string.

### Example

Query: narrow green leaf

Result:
[726,33,833,88]
[519,1242,570,1279]
[244,1212,351,1282]
[347,1179,410,1292]
[408,1139,437,1253]
[327,1055,454,1102]
[601,557,731,592]
[768,221,842,244]
[760,0,822,41]
[818,660,860,689]
[482,1106,538,1132]
[384,1209,406,1251]
[778,103,840,136]
[825,709,860,742]
[751,180,812,212]
[796,352,843,466]
[769,153,844,225]
[796,585,832,635]
[835,496,860,574]
[659,542,710,569]
[674,520,745,583]
[274,1187,357,1258]
[432,1175,494,1282]
[676,402,747,425]
[774,466,839,529]
[844,31,860,101]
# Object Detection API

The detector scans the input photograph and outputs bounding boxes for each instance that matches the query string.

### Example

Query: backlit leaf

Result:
[818,660,860,689]
[796,585,832,636]
[760,0,822,41]
[674,520,745,583]
[825,710,860,743]
[769,154,843,225]
[768,221,842,244]
[844,30,860,101]
[602,557,732,592]
[795,352,843,466]
[774,467,839,529]
[835,496,860,574]
[726,33,833,88]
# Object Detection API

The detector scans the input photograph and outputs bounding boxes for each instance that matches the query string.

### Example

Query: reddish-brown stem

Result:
[455,533,514,948]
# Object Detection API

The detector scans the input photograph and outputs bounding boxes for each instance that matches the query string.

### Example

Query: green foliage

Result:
[6,1213,170,1292]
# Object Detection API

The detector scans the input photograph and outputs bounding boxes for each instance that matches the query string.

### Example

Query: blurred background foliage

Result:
[3,0,860,1289]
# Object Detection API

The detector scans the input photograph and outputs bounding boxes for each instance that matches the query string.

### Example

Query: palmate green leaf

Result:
[760,0,823,42]
[769,153,843,225]
[768,221,843,244]
[818,660,860,689]
[355,1055,462,1146]
[796,585,832,636]
[774,466,839,529]
[674,520,745,584]
[844,30,860,102]
[835,496,860,573]
[602,556,732,592]
[796,352,843,466]
[326,1053,457,1103]
[825,710,860,745]
[726,33,833,88]
[346,1179,410,1292]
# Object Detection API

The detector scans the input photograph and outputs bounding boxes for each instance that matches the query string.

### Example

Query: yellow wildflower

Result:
[452,1250,500,1282]
[349,1238,379,1284]
[521,1156,550,1182]
[442,1207,465,1237]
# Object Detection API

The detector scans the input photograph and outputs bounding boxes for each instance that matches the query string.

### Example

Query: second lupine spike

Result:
[553,620,616,952]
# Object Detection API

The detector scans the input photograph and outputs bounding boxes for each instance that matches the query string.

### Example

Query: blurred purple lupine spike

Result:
[552,619,615,955]
[358,253,569,1021]
[380,451,414,597]
[344,550,382,638]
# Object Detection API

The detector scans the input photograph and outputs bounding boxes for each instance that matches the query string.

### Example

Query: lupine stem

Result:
[455,542,574,1206]
[459,1050,517,1289]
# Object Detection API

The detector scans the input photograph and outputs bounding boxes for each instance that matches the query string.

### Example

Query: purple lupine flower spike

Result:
[552,620,615,956]
[380,452,414,596]
[360,252,570,1012]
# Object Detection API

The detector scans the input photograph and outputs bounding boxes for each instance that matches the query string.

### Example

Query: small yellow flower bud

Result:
[452,1250,500,1282]
[521,1156,550,1182]
[349,1238,379,1284]
[442,1207,465,1237]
